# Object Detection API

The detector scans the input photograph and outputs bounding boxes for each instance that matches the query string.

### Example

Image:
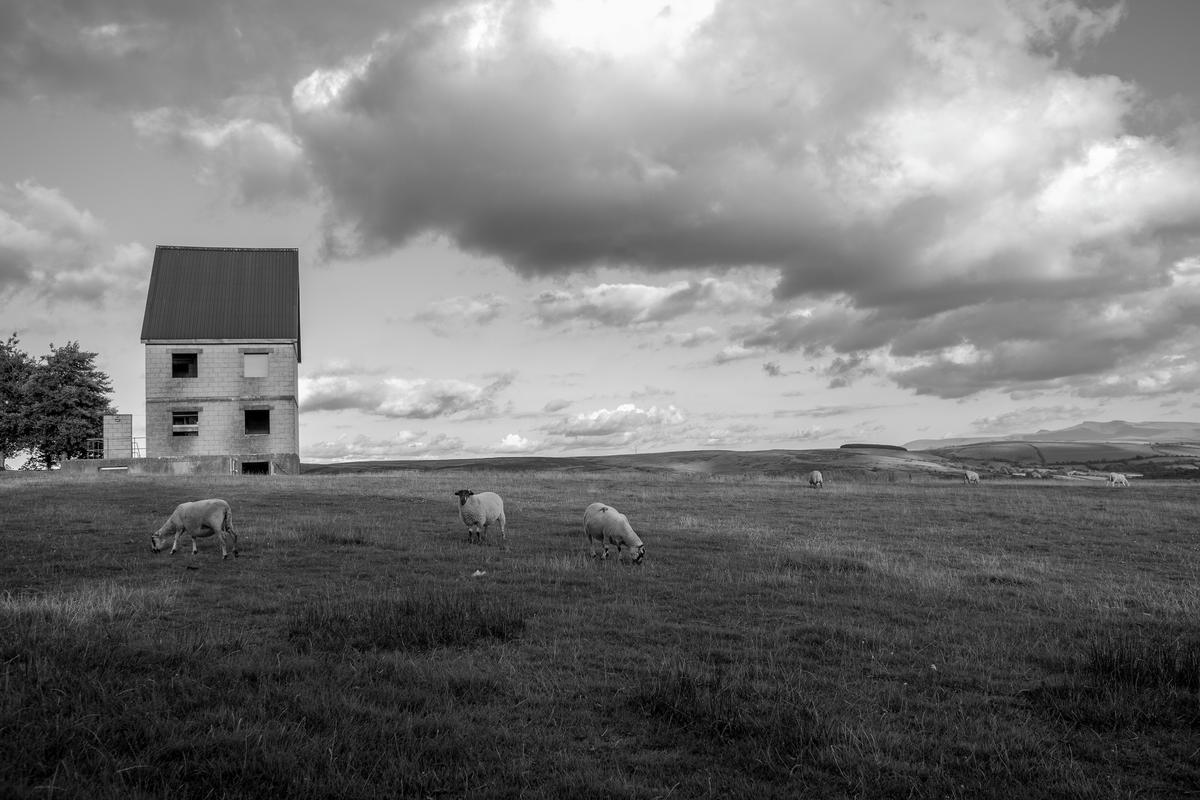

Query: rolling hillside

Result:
[909,421,1200,480]
[302,446,965,479]
[302,419,1200,481]
[904,419,1200,450]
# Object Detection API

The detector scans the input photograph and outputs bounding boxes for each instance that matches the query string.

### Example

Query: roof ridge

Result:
[155,245,298,252]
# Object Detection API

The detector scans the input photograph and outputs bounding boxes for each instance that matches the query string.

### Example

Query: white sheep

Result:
[150,499,238,559]
[584,502,645,564]
[1107,472,1130,487]
[964,470,980,485]
[808,470,824,488]
[454,489,506,544]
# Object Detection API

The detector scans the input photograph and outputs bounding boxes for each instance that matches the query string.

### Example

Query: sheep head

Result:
[454,489,474,506]
[149,522,173,553]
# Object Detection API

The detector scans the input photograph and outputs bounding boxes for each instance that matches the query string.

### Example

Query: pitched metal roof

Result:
[140,246,301,361]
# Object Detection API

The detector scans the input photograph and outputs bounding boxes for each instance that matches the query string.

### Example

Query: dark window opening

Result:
[172,412,199,437]
[242,461,270,475]
[245,409,271,435]
[172,353,198,378]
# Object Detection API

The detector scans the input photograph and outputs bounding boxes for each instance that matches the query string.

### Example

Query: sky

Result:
[2,0,1199,463]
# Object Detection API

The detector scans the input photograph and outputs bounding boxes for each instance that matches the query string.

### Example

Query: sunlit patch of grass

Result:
[1062,579,1200,616]
[515,552,593,573]
[0,579,177,626]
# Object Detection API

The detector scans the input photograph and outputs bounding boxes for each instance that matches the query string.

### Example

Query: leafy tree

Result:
[22,341,116,469]
[0,334,35,468]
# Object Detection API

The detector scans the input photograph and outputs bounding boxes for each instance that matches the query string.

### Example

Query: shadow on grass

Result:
[287,589,528,653]
[1024,627,1200,732]
[629,654,827,776]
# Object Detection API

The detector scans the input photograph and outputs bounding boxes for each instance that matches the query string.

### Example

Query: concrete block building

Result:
[140,246,301,474]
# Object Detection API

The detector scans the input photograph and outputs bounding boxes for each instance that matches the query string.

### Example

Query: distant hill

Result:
[904,420,1200,451]
[302,447,965,478]
[902,420,1200,480]
[300,422,1200,481]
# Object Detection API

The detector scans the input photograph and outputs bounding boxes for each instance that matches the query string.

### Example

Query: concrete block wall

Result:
[103,414,134,458]
[144,343,299,459]
[60,453,302,476]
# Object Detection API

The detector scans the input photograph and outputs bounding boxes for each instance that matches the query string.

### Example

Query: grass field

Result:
[2,470,1198,798]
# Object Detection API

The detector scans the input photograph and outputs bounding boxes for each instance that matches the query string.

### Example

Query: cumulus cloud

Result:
[304,430,465,462]
[531,276,769,328]
[412,293,508,335]
[300,370,515,418]
[731,272,1200,397]
[281,0,1200,400]
[543,402,685,450]
[9,0,1199,403]
[490,432,541,453]
[663,326,719,348]
[0,180,147,302]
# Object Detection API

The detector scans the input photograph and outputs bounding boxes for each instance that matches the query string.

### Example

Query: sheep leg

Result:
[223,511,239,558]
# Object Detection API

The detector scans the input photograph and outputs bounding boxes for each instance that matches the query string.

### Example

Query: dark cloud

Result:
[824,355,877,389]
[11,0,1200,405]
[0,0,447,109]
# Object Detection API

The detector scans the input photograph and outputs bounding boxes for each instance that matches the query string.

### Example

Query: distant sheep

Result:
[1107,473,1130,488]
[150,499,238,559]
[964,470,980,485]
[454,489,506,544]
[584,502,645,564]
[808,470,824,488]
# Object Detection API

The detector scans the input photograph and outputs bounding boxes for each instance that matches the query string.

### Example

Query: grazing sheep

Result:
[454,489,506,545]
[964,470,980,485]
[150,499,238,559]
[584,502,645,564]
[1107,473,1130,488]
[808,470,824,488]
